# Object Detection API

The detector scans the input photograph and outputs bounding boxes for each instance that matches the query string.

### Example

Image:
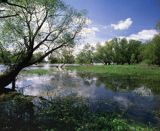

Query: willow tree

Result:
[0,0,86,91]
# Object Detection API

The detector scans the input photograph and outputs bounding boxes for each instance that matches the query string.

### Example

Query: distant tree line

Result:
[76,34,160,66]
[75,23,160,66]
[94,38,142,65]
[48,47,75,64]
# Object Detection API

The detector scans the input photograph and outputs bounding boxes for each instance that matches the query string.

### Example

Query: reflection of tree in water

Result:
[40,72,98,98]
[18,72,160,99]
[133,86,152,96]
[97,76,140,92]
[97,75,160,95]
[77,72,160,95]
[76,73,137,92]
[50,72,81,88]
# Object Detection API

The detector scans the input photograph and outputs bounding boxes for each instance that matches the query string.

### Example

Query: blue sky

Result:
[64,0,160,44]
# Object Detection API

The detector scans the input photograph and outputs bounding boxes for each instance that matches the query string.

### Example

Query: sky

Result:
[64,0,160,46]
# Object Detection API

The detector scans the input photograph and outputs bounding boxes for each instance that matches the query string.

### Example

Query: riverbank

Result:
[66,65,160,81]
[0,92,156,131]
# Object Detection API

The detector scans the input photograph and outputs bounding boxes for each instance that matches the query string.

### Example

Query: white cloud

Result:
[91,27,100,32]
[79,27,99,37]
[111,18,133,30]
[126,29,158,41]
[118,29,158,41]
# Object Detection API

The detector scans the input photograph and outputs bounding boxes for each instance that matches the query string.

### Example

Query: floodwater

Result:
[2,64,160,126]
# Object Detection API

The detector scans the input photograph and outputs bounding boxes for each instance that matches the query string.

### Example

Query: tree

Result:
[0,49,12,64]
[48,47,75,64]
[32,52,46,63]
[0,0,86,90]
[94,38,142,65]
[111,38,128,64]
[94,41,114,65]
[76,44,94,64]
[127,40,142,64]
[140,41,156,65]
[48,53,61,64]
[156,21,160,31]
[140,35,160,66]
[111,38,142,65]
[152,35,160,65]
[61,48,75,64]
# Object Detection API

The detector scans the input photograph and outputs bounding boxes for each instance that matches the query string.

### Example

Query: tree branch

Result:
[29,29,79,65]
[5,1,27,10]
[0,14,18,18]
[32,8,48,44]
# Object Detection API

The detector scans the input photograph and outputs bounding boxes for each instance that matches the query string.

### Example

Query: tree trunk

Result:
[12,78,16,91]
[0,52,33,92]
[0,66,23,92]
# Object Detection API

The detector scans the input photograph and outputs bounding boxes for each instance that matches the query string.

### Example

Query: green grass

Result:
[20,65,160,80]
[21,69,54,75]
[66,65,160,80]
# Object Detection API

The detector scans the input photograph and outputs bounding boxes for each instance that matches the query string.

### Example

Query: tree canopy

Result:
[0,0,86,89]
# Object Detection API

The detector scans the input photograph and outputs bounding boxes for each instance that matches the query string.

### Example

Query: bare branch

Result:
[5,1,27,10]
[29,28,80,65]
[0,14,18,18]
[32,8,49,43]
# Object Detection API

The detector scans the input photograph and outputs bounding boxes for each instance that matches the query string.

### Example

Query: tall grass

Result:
[66,65,160,80]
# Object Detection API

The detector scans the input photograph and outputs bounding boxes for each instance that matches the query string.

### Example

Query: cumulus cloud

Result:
[126,29,158,41]
[111,18,133,30]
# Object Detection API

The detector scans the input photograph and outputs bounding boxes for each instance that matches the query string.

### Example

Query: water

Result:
[1,64,160,126]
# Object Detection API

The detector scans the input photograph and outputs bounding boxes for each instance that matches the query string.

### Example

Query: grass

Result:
[1,65,160,81]
[0,93,156,131]
[39,96,157,131]
[20,65,160,80]
[66,65,160,80]
[21,69,54,75]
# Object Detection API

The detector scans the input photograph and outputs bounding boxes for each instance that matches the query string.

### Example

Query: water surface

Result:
[8,69,160,126]
[1,64,160,126]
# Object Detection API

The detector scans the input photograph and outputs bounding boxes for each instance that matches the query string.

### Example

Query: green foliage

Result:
[0,50,11,64]
[140,35,160,65]
[61,48,75,64]
[37,97,153,131]
[31,52,46,63]
[76,44,94,64]
[0,93,156,131]
[48,48,75,64]
[130,54,136,64]
[153,35,160,65]
[0,46,22,65]
[114,38,129,64]
[141,42,155,65]
[94,38,142,65]
[0,0,85,68]
[48,55,61,64]
[94,41,114,65]
[127,40,142,64]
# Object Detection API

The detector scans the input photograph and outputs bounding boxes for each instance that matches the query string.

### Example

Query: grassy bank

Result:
[66,65,160,80]
[21,69,54,75]
[20,65,160,80]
